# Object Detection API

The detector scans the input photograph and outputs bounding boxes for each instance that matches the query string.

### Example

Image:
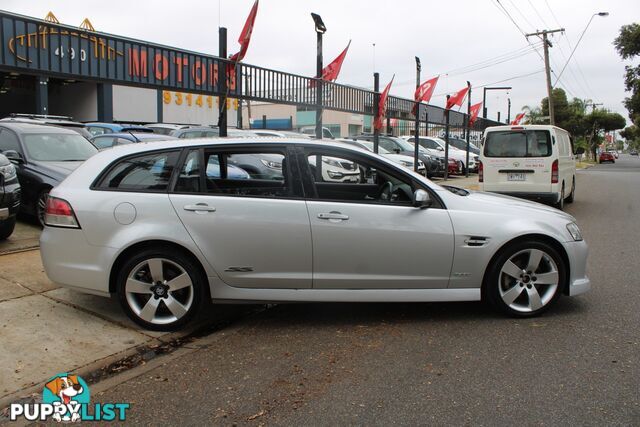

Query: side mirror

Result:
[3,150,23,164]
[393,148,401,154]
[412,189,432,209]
[574,147,585,155]
[437,146,444,151]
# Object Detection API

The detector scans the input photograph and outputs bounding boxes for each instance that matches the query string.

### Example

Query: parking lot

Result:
[1,156,638,424]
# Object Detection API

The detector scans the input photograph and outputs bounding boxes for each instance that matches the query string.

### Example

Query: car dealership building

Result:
[0,10,239,126]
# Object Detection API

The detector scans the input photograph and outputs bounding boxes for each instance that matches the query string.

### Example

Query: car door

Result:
[301,147,455,289]
[169,145,312,289]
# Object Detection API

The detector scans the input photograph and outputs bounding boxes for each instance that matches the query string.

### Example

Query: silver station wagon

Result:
[40,138,590,331]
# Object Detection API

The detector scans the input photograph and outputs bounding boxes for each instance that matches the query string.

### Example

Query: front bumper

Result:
[563,239,590,296]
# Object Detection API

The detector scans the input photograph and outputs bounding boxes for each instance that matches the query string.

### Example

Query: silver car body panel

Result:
[40,138,590,304]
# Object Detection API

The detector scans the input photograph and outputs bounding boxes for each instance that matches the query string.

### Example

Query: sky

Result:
[2,0,638,123]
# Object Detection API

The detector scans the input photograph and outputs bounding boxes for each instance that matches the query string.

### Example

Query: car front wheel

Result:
[485,240,566,317]
[116,249,208,331]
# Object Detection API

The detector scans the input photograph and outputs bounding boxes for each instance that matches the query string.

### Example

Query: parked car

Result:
[630,149,638,156]
[145,123,189,135]
[0,122,98,225]
[1,114,93,139]
[337,138,426,175]
[91,132,177,150]
[170,126,258,139]
[480,125,581,210]
[299,126,335,139]
[85,122,152,137]
[353,134,440,178]
[0,153,20,240]
[448,137,481,155]
[253,130,311,139]
[606,149,619,159]
[40,137,590,331]
[598,151,615,164]
[401,135,478,173]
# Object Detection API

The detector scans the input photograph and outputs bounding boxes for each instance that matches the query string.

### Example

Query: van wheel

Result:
[566,178,575,203]
[555,185,565,210]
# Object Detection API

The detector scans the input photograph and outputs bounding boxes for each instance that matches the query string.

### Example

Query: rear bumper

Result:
[490,191,559,204]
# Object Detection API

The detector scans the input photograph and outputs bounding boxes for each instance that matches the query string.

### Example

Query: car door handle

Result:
[184,204,216,212]
[317,212,349,221]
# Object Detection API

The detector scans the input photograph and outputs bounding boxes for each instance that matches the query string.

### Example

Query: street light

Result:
[311,13,326,139]
[553,12,609,87]
[482,86,512,119]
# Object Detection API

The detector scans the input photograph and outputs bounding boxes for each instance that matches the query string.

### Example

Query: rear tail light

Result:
[551,159,559,184]
[478,160,483,182]
[44,196,80,228]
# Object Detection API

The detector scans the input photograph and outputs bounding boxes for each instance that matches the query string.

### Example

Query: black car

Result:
[0,153,20,239]
[1,114,93,139]
[0,122,98,225]
[352,134,442,177]
[631,149,638,156]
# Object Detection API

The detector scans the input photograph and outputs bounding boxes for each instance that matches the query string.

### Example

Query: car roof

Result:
[484,124,566,132]
[0,117,86,127]
[0,122,81,134]
[96,132,177,140]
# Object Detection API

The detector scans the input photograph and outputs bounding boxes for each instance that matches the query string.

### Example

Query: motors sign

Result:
[0,11,236,95]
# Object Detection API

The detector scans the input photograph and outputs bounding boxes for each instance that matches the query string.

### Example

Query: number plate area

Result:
[507,173,526,181]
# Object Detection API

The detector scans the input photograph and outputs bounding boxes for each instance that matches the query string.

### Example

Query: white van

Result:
[479,125,581,209]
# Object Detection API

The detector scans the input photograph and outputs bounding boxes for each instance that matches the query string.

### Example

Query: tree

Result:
[614,23,640,126]
[541,88,571,126]
[621,125,640,149]
[584,110,627,158]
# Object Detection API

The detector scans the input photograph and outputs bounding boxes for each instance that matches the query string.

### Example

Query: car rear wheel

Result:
[116,249,208,331]
[0,216,16,240]
[566,178,575,203]
[485,240,565,317]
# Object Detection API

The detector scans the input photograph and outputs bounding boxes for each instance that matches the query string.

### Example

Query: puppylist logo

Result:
[9,373,129,422]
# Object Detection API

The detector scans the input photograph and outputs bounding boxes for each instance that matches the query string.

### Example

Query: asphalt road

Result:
[93,154,640,426]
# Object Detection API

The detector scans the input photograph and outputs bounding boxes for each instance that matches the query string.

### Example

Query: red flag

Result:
[445,86,469,110]
[511,112,526,125]
[414,76,439,104]
[229,0,259,63]
[374,75,395,131]
[322,41,351,82]
[468,102,482,126]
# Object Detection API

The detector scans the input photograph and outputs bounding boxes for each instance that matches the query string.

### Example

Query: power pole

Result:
[526,28,564,126]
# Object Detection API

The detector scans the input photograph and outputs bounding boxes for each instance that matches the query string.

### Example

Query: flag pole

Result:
[414,56,421,173]
[465,81,471,177]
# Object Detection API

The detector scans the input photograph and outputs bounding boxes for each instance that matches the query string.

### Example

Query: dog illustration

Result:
[45,375,83,422]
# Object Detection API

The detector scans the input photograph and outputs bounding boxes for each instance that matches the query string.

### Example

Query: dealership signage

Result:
[0,11,236,95]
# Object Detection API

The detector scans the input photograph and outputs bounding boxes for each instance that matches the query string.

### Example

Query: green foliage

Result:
[614,23,640,126]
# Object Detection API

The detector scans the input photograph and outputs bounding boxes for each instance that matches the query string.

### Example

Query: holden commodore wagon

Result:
[40,138,590,331]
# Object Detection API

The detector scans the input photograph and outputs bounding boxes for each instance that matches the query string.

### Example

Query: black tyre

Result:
[0,216,16,240]
[484,240,566,317]
[36,188,50,227]
[555,185,565,210]
[116,248,209,331]
[566,178,575,204]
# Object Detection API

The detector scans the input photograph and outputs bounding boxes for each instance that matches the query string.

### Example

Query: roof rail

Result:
[9,113,74,120]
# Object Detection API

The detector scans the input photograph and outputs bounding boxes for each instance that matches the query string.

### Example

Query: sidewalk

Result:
[0,248,236,409]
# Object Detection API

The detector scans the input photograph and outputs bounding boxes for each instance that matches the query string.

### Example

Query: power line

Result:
[527,0,550,28]
[505,0,537,30]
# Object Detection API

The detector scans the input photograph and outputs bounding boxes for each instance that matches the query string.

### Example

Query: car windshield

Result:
[355,140,391,154]
[390,137,427,152]
[22,133,98,161]
[484,130,552,157]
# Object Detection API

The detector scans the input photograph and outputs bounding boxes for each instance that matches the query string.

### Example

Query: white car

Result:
[40,138,590,331]
[480,125,579,210]
[336,139,426,175]
[401,135,478,173]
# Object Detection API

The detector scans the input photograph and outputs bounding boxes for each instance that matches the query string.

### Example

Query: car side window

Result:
[115,137,134,146]
[175,148,294,198]
[305,150,414,205]
[88,126,111,136]
[378,138,398,152]
[96,150,180,191]
[0,129,22,153]
[93,136,116,149]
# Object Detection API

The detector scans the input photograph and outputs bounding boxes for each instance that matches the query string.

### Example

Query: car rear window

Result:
[95,150,180,191]
[484,130,551,157]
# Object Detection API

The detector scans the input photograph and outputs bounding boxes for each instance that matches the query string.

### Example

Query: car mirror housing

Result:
[412,189,432,209]
[3,150,23,163]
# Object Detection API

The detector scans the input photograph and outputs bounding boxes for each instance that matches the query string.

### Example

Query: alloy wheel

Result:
[125,258,194,325]
[37,191,49,227]
[498,249,559,313]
